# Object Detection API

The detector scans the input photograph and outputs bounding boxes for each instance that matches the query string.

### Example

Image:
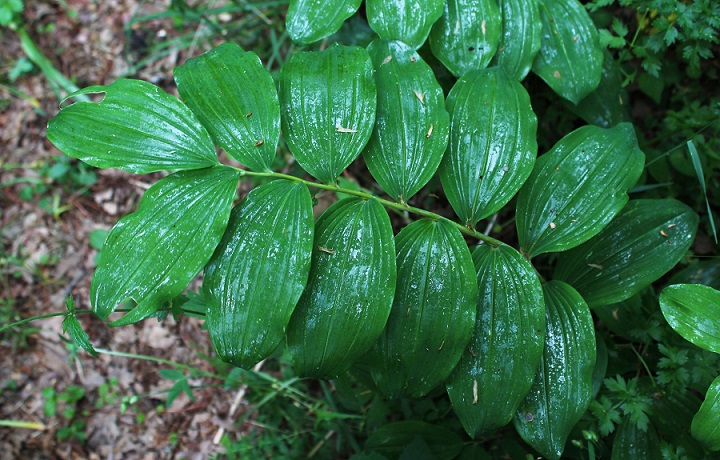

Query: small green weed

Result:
[95,377,120,408]
[1,155,96,219]
[587,0,720,81]
[42,384,88,442]
[123,0,291,76]
[89,228,108,264]
[0,282,40,349]
[0,0,23,28]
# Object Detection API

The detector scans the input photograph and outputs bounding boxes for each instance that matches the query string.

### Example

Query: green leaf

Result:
[440,67,538,227]
[350,453,388,460]
[637,72,664,104]
[691,374,720,451]
[611,18,628,38]
[363,39,449,203]
[592,334,608,399]
[447,243,545,437]
[62,313,99,358]
[531,0,603,104]
[513,281,596,460]
[555,199,699,308]
[516,123,644,258]
[398,438,436,460]
[428,0,502,76]
[365,421,464,460]
[89,229,108,251]
[280,45,377,184]
[457,445,491,460]
[167,378,194,408]
[174,43,280,172]
[668,260,720,290]
[92,167,239,324]
[65,294,77,315]
[590,396,621,437]
[47,79,218,174]
[287,197,396,379]
[593,292,660,343]
[286,0,362,45]
[158,369,185,381]
[569,50,630,128]
[660,284,720,354]
[368,219,477,399]
[366,0,444,49]
[204,180,314,368]
[489,0,542,80]
[650,389,706,459]
[687,139,718,243]
[611,418,662,460]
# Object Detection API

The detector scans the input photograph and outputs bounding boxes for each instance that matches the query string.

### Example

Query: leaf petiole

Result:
[230,166,504,247]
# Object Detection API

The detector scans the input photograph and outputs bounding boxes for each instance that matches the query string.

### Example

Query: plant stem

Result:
[94,348,228,380]
[231,167,504,247]
[93,348,312,404]
[0,420,46,430]
[17,27,89,102]
[629,344,657,388]
[0,310,87,333]
[0,308,137,333]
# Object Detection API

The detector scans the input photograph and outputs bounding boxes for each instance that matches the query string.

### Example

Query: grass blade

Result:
[687,140,717,243]
[17,27,89,102]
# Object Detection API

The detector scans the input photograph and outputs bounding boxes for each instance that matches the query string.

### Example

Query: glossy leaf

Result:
[555,199,699,308]
[365,421,464,460]
[47,79,217,174]
[592,334,608,399]
[447,243,545,437]
[650,389,706,459]
[593,292,654,343]
[366,0,443,49]
[569,50,630,128]
[92,167,240,324]
[489,0,542,80]
[287,198,396,379]
[428,0,502,76]
[611,419,662,460]
[440,67,538,227]
[531,0,603,104]
[62,314,99,358]
[363,39,449,203]
[514,281,596,460]
[204,180,314,368]
[174,43,280,172]
[368,219,477,399]
[660,284,720,354]
[280,45,377,184]
[286,0,361,45]
[516,123,644,258]
[63,296,99,358]
[668,260,720,290]
[692,374,720,451]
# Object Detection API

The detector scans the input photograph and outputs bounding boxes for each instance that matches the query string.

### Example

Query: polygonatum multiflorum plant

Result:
[47,0,720,457]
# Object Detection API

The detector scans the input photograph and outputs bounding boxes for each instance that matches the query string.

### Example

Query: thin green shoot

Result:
[0,309,90,334]
[645,116,719,151]
[687,140,717,243]
[0,83,47,116]
[17,27,89,102]
[629,182,673,193]
[628,344,657,388]
[0,420,46,430]
[230,167,505,247]
[122,0,287,75]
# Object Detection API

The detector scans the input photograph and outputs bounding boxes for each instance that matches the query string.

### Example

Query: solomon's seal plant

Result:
[47,0,720,457]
